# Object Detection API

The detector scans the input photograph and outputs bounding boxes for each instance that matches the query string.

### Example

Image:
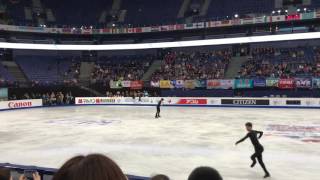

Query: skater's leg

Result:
[250,153,257,168]
[155,108,160,118]
[257,152,270,178]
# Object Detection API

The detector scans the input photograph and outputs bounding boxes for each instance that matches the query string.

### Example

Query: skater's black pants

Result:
[251,146,269,175]
[155,107,160,117]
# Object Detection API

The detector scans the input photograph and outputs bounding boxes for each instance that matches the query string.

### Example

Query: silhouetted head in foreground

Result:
[53,154,127,180]
[188,166,223,180]
[151,174,170,180]
[0,168,11,180]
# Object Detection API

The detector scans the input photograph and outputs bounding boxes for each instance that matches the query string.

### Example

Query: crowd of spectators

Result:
[105,90,158,97]
[152,49,231,81]
[10,91,75,105]
[239,47,319,78]
[0,154,223,180]
[63,60,81,85]
[90,55,155,84]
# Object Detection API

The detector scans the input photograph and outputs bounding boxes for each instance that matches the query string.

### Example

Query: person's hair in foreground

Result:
[188,166,223,180]
[0,168,11,180]
[52,154,127,180]
[151,174,170,180]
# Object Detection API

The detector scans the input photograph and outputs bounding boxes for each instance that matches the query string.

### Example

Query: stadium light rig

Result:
[1,32,320,51]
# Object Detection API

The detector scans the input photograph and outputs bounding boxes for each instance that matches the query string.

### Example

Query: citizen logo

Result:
[233,99,257,105]
[221,99,270,106]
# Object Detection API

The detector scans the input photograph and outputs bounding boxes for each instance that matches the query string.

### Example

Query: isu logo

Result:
[8,101,32,108]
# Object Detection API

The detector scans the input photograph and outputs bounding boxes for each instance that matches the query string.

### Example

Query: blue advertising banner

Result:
[253,78,266,87]
[174,80,184,88]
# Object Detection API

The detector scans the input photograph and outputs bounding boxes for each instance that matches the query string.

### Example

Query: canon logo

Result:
[8,101,32,108]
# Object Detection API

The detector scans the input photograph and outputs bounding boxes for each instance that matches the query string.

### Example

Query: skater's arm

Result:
[235,134,249,145]
[256,130,263,139]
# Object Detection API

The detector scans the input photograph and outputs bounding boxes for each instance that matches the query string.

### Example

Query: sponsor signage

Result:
[221,99,270,106]
[0,99,43,110]
[75,97,320,108]
[278,79,295,89]
[176,99,207,105]
[286,100,301,105]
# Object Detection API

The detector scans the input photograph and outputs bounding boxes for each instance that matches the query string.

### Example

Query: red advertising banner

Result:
[176,99,207,105]
[130,81,143,89]
[278,79,295,89]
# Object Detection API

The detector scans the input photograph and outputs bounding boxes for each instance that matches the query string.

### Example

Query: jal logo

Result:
[78,99,83,104]
[186,99,199,104]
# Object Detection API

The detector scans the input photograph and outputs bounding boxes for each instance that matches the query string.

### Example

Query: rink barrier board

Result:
[75,97,320,108]
[0,99,43,111]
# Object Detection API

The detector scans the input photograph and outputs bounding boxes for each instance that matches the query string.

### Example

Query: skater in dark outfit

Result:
[155,98,164,118]
[235,122,270,178]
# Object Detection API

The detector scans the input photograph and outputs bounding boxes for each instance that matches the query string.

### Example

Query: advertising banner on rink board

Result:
[234,79,253,89]
[266,78,279,87]
[295,78,312,88]
[0,99,43,110]
[176,98,207,105]
[160,80,173,88]
[75,97,320,108]
[221,99,270,106]
[312,78,320,88]
[278,79,295,89]
[207,79,234,89]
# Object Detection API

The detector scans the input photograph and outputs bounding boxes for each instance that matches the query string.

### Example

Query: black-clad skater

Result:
[235,122,270,178]
[155,98,164,118]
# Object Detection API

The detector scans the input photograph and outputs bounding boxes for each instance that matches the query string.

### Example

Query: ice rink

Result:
[0,106,319,180]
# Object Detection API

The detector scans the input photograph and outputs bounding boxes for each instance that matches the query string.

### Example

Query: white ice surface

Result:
[0,106,319,180]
